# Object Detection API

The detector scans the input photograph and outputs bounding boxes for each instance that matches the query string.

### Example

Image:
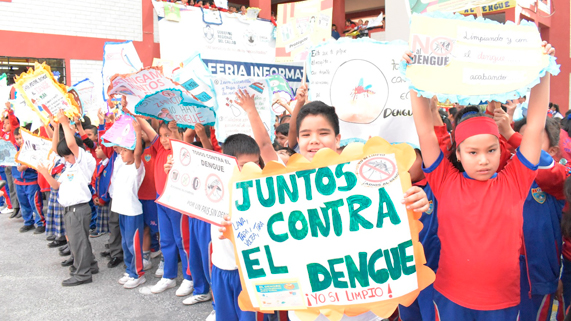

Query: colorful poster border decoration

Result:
[227,137,435,319]
[399,12,560,105]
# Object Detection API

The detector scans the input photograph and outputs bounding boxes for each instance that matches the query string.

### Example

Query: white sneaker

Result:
[124,275,146,289]
[205,310,216,321]
[1,207,14,214]
[143,259,153,271]
[150,278,176,294]
[150,250,162,259]
[118,273,130,285]
[182,292,212,305]
[176,279,194,297]
[154,259,164,278]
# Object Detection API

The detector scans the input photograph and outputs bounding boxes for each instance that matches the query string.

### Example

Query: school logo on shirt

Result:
[144,154,151,162]
[426,200,434,215]
[67,173,74,182]
[531,187,546,204]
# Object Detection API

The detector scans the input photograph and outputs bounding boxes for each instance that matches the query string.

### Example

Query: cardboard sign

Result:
[15,128,53,170]
[214,0,228,9]
[135,88,217,128]
[157,140,238,225]
[246,7,260,20]
[101,114,137,150]
[211,76,274,142]
[276,0,333,63]
[402,13,559,104]
[228,138,435,318]
[107,67,177,100]
[268,74,294,100]
[152,58,182,79]
[102,41,143,101]
[0,139,18,167]
[13,63,81,125]
[408,0,500,13]
[308,39,419,148]
[71,78,99,116]
[202,7,222,25]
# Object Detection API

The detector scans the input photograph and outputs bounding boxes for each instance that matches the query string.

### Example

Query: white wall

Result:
[0,0,143,41]
[385,0,410,42]
[70,59,103,86]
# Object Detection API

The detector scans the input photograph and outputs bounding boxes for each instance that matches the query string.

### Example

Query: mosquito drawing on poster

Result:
[350,78,376,101]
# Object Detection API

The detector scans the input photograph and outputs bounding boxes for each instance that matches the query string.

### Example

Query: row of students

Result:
[0,42,566,321]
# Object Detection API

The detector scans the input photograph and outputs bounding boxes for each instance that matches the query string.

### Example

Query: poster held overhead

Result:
[0,140,18,167]
[308,38,418,148]
[101,114,137,150]
[14,128,53,170]
[102,41,144,102]
[400,12,560,105]
[228,138,435,318]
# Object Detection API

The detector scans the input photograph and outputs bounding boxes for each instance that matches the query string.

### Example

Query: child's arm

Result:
[75,117,94,149]
[287,83,308,149]
[133,118,143,169]
[37,163,59,190]
[519,42,555,165]
[49,117,59,151]
[138,117,158,142]
[195,124,213,151]
[235,89,278,162]
[168,121,182,140]
[57,110,79,157]
[183,127,196,144]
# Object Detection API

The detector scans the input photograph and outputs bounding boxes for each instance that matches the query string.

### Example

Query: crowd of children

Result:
[1,41,570,321]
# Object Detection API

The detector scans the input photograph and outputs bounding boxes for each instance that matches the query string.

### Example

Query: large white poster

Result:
[211,76,274,143]
[308,39,419,148]
[156,5,304,89]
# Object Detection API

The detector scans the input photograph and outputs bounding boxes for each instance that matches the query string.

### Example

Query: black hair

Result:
[448,107,458,118]
[549,102,560,113]
[23,123,32,131]
[84,125,98,136]
[223,133,263,168]
[158,121,170,133]
[276,123,289,136]
[438,109,452,132]
[277,147,296,156]
[296,101,340,136]
[56,136,85,157]
[514,116,560,148]
[13,127,20,136]
[561,177,571,238]
[448,107,492,171]
[280,114,291,124]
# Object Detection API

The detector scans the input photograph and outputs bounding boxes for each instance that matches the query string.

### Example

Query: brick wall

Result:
[0,0,143,41]
[70,59,102,86]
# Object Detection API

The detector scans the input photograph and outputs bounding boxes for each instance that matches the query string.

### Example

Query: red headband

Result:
[454,117,500,146]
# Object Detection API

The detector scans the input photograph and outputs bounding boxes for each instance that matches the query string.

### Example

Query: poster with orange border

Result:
[276,0,333,63]
[226,138,435,320]
[14,128,54,170]
[13,63,81,125]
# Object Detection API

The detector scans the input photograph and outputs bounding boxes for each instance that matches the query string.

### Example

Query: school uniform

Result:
[561,239,571,311]
[211,226,255,321]
[188,217,212,295]
[95,158,112,234]
[58,147,98,282]
[12,164,44,227]
[398,179,439,321]
[152,135,191,281]
[518,151,567,321]
[138,147,159,252]
[112,160,146,279]
[45,161,66,239]
[0,166,12,209]
[424,149,537,320]
[108,154,124,260]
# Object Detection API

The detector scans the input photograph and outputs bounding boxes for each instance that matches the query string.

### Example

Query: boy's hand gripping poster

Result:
[157,140,238,226]
[15,128,53,170]
[401,12,560,105]
[227,138,435,320]
[13,63,81,125]
[308,39,418,148]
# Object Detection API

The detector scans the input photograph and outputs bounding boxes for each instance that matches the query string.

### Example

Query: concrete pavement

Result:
[0,212,213,321]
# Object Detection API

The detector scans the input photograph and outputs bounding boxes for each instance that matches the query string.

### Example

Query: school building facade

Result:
[0,0,569,111]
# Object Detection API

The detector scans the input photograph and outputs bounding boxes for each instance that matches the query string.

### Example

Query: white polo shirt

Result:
[108,153,124,199]
[211,225,238,270]
[110,161,145,216]
[57,148,96,207]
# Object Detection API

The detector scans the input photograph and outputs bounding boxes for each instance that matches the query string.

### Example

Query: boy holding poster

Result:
[404,42,555,319]
[37,110,98,286]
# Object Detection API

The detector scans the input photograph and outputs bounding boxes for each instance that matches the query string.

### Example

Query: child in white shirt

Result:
[112,118,147,289]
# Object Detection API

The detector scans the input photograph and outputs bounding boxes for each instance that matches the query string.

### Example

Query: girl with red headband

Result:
[403,41,556,320]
